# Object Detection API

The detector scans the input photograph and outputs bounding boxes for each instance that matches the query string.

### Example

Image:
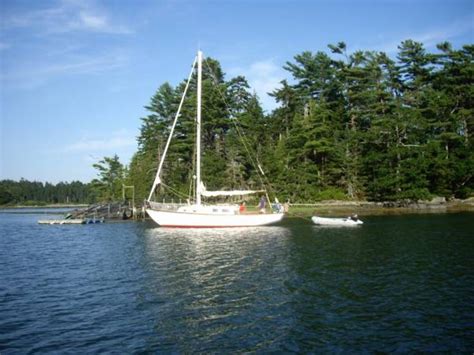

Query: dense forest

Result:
[127,40,473,203]
[2,40,472,206]
[0,155,125,205]
[0,179,93,205]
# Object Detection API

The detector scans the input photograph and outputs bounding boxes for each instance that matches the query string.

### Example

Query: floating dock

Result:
[38,218,105,225]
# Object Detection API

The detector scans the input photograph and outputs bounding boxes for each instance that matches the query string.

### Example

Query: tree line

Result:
[127,40,473,203]
[2,40,472,206]
[0,179,94,205]
[0,156,126,205]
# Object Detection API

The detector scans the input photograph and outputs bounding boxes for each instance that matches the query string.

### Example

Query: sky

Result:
[1,0,473,183]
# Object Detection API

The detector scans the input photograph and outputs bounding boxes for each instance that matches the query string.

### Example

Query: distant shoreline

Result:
[0,204,88,209]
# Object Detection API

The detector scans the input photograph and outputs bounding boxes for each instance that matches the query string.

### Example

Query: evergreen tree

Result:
[91,155,125,201]
[126,41,473,204]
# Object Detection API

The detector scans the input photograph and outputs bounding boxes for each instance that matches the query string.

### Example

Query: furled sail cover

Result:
[201,190,262,197]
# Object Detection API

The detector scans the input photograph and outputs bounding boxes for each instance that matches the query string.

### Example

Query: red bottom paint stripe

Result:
[160,225,261,228]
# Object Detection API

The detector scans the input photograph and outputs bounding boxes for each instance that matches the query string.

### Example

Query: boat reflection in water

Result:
[139,226,295,351]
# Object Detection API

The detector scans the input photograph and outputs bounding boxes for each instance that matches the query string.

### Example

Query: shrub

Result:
[314,188,348,201]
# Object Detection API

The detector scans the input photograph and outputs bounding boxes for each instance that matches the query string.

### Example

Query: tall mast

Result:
[196,50,203,206]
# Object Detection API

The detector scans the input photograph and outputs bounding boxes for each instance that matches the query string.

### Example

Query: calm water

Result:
[0,211,473,353]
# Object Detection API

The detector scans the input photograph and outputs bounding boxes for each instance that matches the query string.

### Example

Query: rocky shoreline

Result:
[289,197,474,217]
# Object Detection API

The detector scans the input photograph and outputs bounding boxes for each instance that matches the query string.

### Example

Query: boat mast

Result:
[196,50,203,206]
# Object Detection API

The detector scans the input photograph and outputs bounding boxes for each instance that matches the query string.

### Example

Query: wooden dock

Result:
[37,201,143,225]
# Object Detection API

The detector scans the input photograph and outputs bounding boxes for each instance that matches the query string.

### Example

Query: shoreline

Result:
[2,199,473,217]
[288,199,474,217]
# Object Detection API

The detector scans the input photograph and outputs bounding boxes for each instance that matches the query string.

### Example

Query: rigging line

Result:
[221,95,275,204]
[209,99,273,207]
[165,184,191,200]
[203,59,273,197]
[232,122,275,204]
[228,112,279,198]
[161,182,193,201]
[233,120,278,206]
[147,56,198,201]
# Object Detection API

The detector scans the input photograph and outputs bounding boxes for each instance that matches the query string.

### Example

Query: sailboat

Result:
[146,51,285,228]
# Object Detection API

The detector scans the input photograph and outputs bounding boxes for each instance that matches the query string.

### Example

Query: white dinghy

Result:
[146,51,284,228]
[311,215,363,226]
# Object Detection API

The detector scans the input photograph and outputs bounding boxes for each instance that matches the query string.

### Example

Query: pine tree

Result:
[91,155,125,201]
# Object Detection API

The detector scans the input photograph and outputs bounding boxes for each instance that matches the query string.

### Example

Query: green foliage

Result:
[0,179,93,205]
[314,188,348,201]
[0,187,14,205]
[397,188,432,202]
[91,155,125,202]
[126,41,473,203]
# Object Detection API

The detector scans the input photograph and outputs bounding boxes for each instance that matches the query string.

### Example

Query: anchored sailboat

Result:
[146,51,284,228]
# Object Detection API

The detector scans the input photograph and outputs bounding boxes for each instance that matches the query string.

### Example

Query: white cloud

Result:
[367,16,474,54]
[41,53,127,76]
[79,11,107,30]
[0,1,132,90]
[0,54,128,90]
[2,0,133,35]
[229,59,285,112]
[66,130,136,153]
[65,130,137,175]
[1,51,128,90]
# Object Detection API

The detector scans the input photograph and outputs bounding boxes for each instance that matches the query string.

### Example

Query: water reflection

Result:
[141,226,292,295]
[139,227,296,352]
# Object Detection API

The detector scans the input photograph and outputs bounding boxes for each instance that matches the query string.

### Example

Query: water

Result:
[0,211,472,352]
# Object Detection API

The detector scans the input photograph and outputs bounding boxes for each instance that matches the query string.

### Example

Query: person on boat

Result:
[349,214,359,221]
[272,197,283,213]
[283,200,290,213]
[258,196,266,214]
[239,201,246,214]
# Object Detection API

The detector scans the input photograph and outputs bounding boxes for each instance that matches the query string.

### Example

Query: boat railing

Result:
[148,201,187,212]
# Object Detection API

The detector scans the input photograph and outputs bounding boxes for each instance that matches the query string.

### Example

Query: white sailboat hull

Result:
[311,216,363,226]
[147,209,284,228]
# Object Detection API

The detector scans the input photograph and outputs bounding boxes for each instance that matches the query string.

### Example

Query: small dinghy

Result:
[311,215,363,226]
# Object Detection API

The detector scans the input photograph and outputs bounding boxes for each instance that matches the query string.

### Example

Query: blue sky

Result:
[1,0,473,183]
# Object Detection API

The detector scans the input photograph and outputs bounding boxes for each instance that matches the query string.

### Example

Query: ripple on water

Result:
[0,213,473,352]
